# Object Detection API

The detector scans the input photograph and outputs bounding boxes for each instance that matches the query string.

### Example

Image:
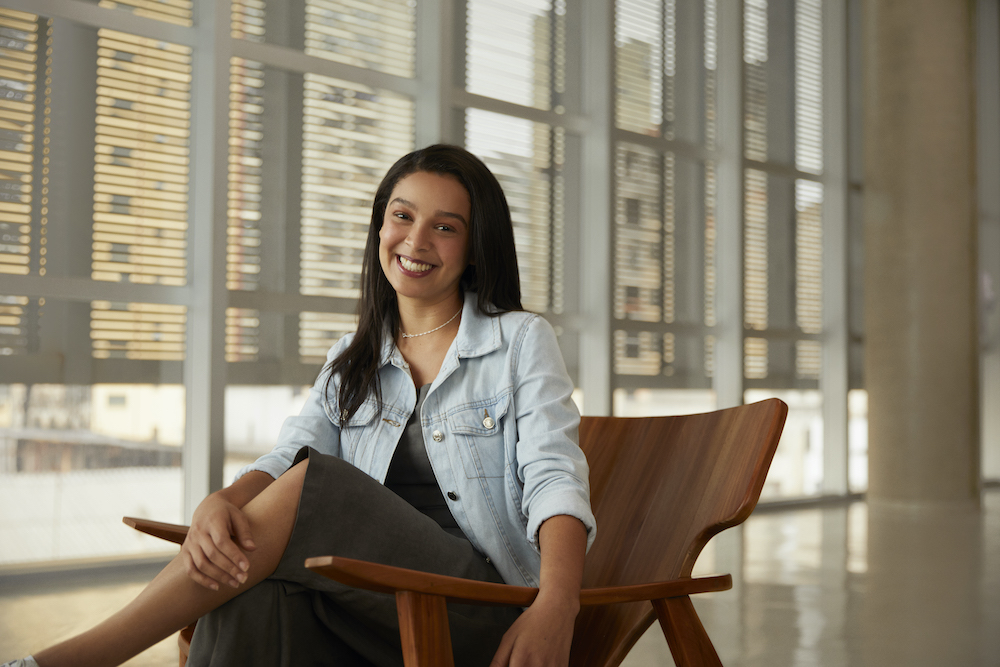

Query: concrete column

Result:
[862,0,980,507]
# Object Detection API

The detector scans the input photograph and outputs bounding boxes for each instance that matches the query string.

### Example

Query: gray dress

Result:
[186,385,520,666]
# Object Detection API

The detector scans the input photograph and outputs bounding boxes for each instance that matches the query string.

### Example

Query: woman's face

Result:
[378,170,472,306]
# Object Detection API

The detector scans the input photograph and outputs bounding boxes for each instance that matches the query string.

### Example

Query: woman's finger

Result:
[201,529,247,583]
[228,506,256,552]
[189,544,242,589]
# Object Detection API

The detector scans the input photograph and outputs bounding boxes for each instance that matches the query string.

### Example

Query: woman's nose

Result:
[406,221,430,249]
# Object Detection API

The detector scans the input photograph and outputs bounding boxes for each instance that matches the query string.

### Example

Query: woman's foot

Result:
[1,658,39,667]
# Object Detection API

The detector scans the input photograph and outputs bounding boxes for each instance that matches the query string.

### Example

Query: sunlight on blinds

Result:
[743,0,767,161]
[232,0,265,41]
[744,168,768,332]
[98,0,193,27]
[92,30,191,287]
[226,57,264,362]
[0,10,43,359]
[795,0,822,173]
[703,161,717,328]
[298,74,413,361]
[0,295,29,356]
[614,329,660,376]
[615,0,665,135]
[91,30,191,361]
[91,301,186,360]
[0,8,38,278]
[613,143,661,323]
[796,179,822,379]
[466,0,563,111]
[465,109,560,314]
[305,0,416,78]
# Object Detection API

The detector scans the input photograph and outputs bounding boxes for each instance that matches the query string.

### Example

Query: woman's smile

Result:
[396,254,434,275]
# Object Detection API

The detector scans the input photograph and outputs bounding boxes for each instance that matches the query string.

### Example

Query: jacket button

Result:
[447,491,458,501]
[483,416,495,429]
[432,430,444,442]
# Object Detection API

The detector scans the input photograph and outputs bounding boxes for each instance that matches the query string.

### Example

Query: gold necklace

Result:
[400,308,462,338]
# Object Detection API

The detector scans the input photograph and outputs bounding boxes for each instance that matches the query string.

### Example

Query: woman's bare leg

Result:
[31,460,310,667]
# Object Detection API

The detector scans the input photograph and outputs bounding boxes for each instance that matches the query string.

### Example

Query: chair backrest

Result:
[569,398,788,667]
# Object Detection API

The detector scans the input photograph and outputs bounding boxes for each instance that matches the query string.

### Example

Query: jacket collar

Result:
[379,291,502,368]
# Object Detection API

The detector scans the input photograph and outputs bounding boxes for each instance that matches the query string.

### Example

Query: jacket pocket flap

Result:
[450,393,511,435]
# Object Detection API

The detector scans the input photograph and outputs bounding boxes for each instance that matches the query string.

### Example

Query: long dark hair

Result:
[325,144,523,424]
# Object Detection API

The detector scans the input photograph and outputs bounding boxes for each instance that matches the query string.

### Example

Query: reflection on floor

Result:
[2,490,999,666]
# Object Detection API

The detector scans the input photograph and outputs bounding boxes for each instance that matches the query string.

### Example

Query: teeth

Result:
[399,256,432,272]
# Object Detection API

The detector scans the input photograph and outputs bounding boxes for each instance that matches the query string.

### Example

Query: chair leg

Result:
[395,590,455,667]
[652,596,723,667]
[178,622,195,667]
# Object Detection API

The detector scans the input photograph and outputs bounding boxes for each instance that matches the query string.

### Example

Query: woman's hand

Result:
[180,493,256,591]
[490,593,578,667]
[179,471,273,590]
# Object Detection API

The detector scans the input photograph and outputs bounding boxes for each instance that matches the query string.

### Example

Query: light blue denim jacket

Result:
[236,291,596,587]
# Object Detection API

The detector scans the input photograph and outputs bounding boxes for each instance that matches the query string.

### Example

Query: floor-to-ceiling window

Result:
[0,0,854,567]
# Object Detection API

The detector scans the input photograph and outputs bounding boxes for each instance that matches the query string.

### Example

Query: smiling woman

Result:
[6,146,595,667]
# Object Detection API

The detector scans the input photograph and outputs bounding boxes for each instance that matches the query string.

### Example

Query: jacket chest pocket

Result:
[448,393,511,479]
[331,399,380,462]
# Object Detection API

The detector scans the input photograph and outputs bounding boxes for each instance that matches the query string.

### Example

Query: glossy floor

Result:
[2,491,998,666]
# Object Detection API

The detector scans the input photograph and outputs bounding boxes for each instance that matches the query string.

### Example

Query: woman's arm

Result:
[491,515,587,667]
[180,470,275,590]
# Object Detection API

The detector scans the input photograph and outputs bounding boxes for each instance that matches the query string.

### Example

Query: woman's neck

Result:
[396,294,464,339]
[394,294,464,387]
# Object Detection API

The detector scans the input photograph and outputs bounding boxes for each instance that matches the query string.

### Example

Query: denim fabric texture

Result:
[236,291,596,587]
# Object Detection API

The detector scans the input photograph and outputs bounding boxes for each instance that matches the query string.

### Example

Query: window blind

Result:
[305,0,416,78]
[298,74,413,362]
[97,0,193,27]
[466,0,563,111]
[0,9,42,357]
[90,29,191,360]
[465,108,561,314]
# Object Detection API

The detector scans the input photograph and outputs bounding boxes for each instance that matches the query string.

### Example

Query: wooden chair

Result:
[126,398,787,667]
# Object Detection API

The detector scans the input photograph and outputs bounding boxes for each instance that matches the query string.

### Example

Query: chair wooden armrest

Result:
[123,517,189,545]
[305,556,732,667]
[305,555,731,606]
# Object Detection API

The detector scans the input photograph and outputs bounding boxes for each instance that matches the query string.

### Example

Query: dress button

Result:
[447,491,458,501]
[432,430,444,442]
[483,416,495,429]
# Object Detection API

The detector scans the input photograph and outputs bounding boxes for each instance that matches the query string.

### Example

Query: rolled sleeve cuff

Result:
[525,487,597,554]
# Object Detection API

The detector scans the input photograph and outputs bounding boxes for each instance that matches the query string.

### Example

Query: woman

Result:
[4,145,595,667]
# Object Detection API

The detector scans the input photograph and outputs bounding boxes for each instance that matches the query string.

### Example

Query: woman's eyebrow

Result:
[389,197,467,227]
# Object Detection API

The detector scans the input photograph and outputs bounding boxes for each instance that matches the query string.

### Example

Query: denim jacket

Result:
[236,291,596,587]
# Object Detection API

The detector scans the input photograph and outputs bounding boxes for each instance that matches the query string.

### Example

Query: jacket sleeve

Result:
[233,335,350,481]
[511,316,597,553]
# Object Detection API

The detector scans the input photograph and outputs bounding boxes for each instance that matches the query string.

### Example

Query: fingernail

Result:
[239,560,249,572]
[244,540,255,549]
[210,583,219,591]
[237,573,247,583]
[230,579,240,588]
